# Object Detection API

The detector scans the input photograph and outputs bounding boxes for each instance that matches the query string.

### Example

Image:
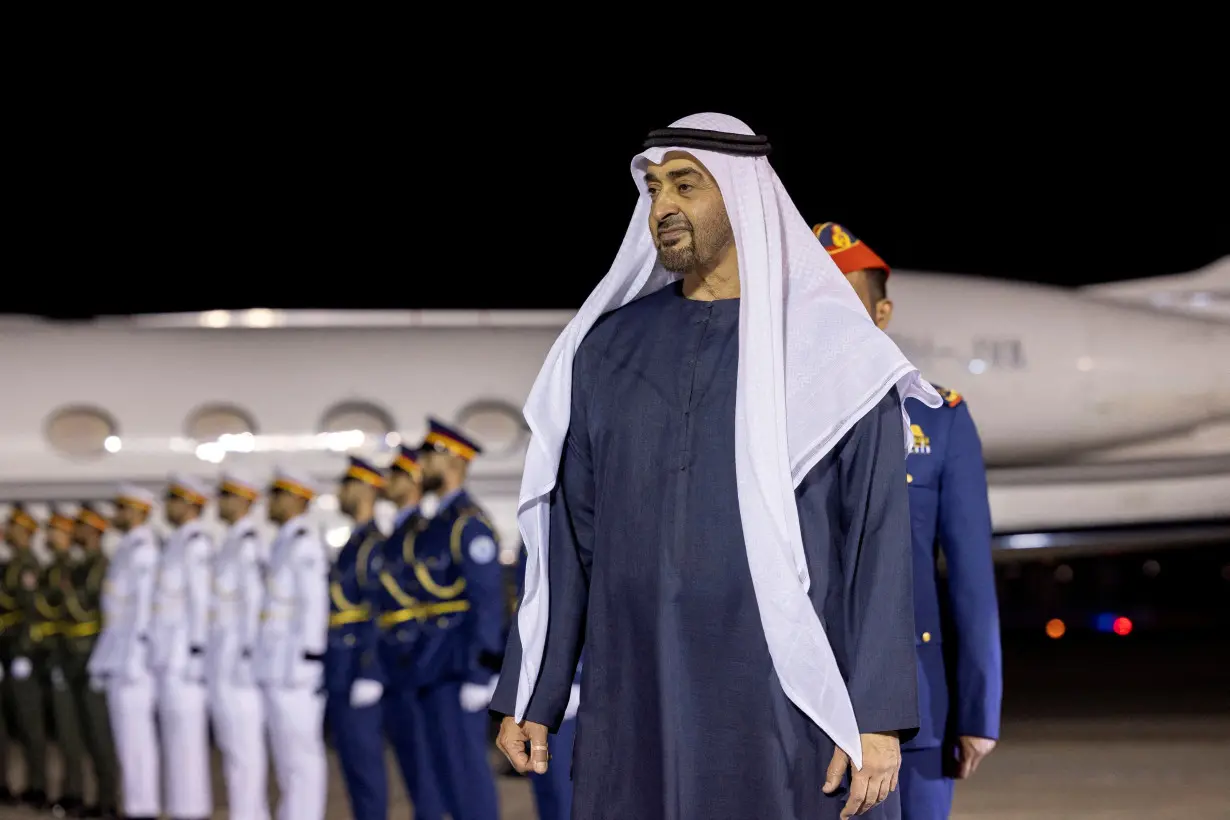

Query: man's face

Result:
[267,489,298,523]
[337,479,366,517]
[418,450,446,494]
[48,528,71,552]
[844,269,894,330]
[3,521,27,547]
[645,152,734,274]
[389,468,424,503]
[217,492,249,523]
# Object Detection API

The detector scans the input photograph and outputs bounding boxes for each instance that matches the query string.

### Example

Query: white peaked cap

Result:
[218,470,263,500]
[270,466,319,499]
[167,472,212,504]
[512,112,941,770]
[115,483,157,509]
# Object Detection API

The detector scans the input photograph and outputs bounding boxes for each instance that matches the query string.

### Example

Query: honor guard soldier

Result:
[209,472,270,820]
[88,484,161,820]
[41,509,88,816]
[257,468,329,820]
[818,222,1003,820]
[152,474,215,820]
[513,544,580,820]
[371,446,446,820]
[328,454,394,820]
[411,419,503,820]
[69,504,120,820]
[1,504,50,810]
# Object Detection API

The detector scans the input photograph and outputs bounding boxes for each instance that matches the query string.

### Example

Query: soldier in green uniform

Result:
[1,503,49,810]
[69,505,120,820]
[40,508,87,816]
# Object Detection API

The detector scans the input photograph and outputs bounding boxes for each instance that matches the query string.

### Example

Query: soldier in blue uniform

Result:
[407,419,503,820]
[328,455,393,820]
[369,445,446,820]
[511,546,580,820]
[817,222,1003,819]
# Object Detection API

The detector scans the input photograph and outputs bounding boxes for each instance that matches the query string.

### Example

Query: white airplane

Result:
[1,259,1227,556]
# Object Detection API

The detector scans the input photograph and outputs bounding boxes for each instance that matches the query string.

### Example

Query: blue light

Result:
[1094,613,1118,633]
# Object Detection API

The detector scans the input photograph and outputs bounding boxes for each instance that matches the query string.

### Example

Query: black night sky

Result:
[11,64,1225,318]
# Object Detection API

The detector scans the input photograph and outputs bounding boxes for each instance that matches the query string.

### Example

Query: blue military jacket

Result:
[375,490,505,688]
[325,519,385,695]
[903,386,1002,750]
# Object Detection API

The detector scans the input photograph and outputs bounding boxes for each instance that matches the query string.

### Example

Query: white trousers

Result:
[157,674,213,818]
[106,676,160,818]
[264,686,327,820]
[211,682,270,820]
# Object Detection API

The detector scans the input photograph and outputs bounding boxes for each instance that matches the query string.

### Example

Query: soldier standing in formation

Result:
[257,468,330,820]
[39,509,87,816]
[69,504,120,819]
[412,419,504,820]
[209,472,270,820]
[152,475,215,820]
[89,484,161,820]
[2,504,49,810]
[328,455,394,820]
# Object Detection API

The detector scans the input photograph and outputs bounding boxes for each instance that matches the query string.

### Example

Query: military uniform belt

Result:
[329,607,371,628]
[58,621,100,638]
[377,600,470,628]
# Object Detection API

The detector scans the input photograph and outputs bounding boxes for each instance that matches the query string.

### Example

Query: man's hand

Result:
[822,731,901,818]
[954,735,996,779]
[497,715,550,775]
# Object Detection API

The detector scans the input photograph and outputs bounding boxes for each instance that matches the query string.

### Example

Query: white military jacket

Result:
[208,514,266,687]
[149,518,213,681]
[88,524,159,683]
[255,514,329,689]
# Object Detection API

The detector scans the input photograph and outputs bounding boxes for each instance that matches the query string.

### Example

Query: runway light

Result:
[1045,618,1066,639]
[1112,616,1133,636]
[103,435,122,453]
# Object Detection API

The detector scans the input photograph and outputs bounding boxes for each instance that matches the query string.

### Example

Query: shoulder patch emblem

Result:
[909,424,932,455]
[468,535,497,566]
[941,387,963,407]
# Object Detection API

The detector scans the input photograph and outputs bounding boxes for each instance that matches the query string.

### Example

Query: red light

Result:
[1112,616,1133,636]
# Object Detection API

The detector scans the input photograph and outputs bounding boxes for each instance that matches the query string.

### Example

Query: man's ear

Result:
[874,299,893,330]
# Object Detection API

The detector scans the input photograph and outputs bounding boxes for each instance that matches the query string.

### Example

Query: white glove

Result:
[11,657,33,681]
[90,676,108,693]
[460,680,495,712]
[350,678,384,708]
[564,683,581,721]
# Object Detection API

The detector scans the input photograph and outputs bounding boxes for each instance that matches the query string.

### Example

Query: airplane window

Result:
[455,400,528,459]
[320,400,396,440]
[44,405,119,459]
[186,403,258,441]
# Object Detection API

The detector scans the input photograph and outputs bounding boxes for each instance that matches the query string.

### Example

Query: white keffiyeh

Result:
[514,113,940,768]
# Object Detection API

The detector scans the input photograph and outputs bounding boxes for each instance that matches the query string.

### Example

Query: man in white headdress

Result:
[492,114,940,820]
[151,473,215,820]
[209,472,271,820]
[88,484,161,820]
[257,468,329,820]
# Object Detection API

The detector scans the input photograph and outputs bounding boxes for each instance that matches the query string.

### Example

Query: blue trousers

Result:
[900,746,955,820]
[327,694,388,820]
[419,681,500,820]
[384,686,447,820]
[528,717,576,820]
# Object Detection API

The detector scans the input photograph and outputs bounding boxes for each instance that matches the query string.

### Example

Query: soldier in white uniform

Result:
[209,472,271,820]
[87,484,161,820]
[151,474,215,820]
[258,468,329,820]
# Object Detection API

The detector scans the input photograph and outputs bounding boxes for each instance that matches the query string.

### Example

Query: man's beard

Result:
[655,209,734,273]
[421,473,444,494]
